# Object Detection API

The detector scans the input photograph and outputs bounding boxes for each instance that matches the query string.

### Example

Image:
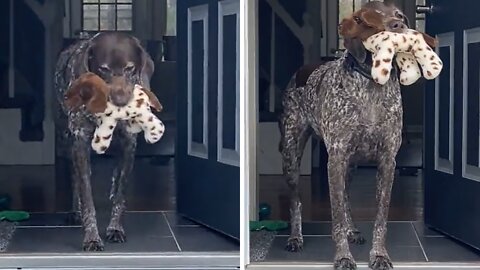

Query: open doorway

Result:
[0,0,239,268]
[246,0,480,267]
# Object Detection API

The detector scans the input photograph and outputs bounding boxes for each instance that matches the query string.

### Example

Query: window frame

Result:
[80,0,133,33]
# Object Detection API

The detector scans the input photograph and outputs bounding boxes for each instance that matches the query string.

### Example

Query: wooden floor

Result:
[259,168,424,222]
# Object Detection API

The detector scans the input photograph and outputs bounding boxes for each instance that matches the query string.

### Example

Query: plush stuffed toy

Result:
[63,72,165,154]
[91,84,165,154]
[362,29,443,85]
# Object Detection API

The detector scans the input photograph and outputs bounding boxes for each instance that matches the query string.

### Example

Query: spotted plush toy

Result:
[63,72,165,154]
[91,84,165,154]
[363,29,443,85]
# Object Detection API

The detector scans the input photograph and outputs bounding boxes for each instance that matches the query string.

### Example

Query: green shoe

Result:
[0,211,30,222]
[250,220,288,231]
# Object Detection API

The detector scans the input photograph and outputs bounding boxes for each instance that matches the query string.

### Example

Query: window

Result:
[166,0,177,36]
[82,0,133,31]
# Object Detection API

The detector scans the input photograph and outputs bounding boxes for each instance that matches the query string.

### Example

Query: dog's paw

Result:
[106,228,126,243]
[347,230,366,245]
[82,239,105,251]
[285,237,303,252]
[334,257,357,270]
[369,255,393,270]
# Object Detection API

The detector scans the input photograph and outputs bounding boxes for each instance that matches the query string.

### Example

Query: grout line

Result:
[276,234,331,237]
[162,212,182,252]
[16,225,82,229]
[411,222,429,262]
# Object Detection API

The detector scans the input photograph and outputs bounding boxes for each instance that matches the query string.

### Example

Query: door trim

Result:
[462,27,480,182]
[434,32,455,174]
[217,0,240,167]
[187,4,209,159]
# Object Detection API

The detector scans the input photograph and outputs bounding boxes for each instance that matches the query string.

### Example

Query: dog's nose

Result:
[387,20,407,32]
[110,89,132,107]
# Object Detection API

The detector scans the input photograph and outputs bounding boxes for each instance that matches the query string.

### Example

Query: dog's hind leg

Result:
[345,167,365,245]
[279,111,311,252]
[106,125,137,243]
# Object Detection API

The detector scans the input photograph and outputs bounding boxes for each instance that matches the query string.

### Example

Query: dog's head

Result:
[74,32,155,107]
[64,72,162,114]
[338,1,436,63]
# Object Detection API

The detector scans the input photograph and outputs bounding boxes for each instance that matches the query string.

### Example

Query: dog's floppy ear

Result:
[132,37,154,88]
[64,72,109,114]
[339,17,357,38]
[419,31,438,48]
[343,38,367,63]
[339,9,384,41]
[139,86,163,112]
[359,8,385,29]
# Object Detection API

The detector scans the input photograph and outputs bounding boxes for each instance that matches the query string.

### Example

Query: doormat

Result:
[0,221,16,252]
[250,230,277,262]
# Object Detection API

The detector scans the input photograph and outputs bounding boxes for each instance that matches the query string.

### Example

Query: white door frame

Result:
[240,0,258,266]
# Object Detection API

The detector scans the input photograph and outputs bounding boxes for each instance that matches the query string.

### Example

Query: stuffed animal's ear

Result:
[419,31,438,48]
[64,72,109,114]
[344,38,367,63]
[139,87,163,112]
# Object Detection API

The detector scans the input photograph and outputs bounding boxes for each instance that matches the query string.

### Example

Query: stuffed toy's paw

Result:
[363,29,443,85]
[396,53,421,86]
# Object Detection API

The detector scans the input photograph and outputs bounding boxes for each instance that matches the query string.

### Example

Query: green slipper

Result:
[0,211,30,222]
[250,220,288,231]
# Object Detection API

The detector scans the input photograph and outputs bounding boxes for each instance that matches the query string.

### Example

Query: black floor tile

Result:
[119,212,172,237]
[9,227,86,252]
[413,222,444,237]
[164,212,199,226]
[277,222,419,246]
[8,227,179,253]
[354,222,420,247]
[18,212,78,227]
[266,236,426,262]
[173,226,239,252]
[277,222,331,236]
[420,237,480,262]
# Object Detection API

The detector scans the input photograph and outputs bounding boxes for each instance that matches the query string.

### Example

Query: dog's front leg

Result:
[369,156,396,270]
[106,127,137,243]
[345,167,365,245]
[328,151,356,270]
[72,138,104,251]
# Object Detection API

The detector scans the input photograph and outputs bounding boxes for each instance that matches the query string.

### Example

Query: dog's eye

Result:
[124,65,135,72]
[353,16,362,24]
[99,65,111,73]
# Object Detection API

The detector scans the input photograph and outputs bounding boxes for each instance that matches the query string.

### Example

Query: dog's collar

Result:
[344,53,374,81]
[344,52,398,82]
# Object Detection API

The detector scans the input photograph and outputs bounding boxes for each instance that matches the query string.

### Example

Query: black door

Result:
[176,0,240,238]
[425,0,480,250]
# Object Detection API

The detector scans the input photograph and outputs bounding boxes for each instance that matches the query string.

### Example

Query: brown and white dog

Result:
[55,32,160,251]
[279,2,436,269]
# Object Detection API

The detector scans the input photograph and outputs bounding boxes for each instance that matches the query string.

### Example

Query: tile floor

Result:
[257,221,480,263]
[7,211,238,253]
